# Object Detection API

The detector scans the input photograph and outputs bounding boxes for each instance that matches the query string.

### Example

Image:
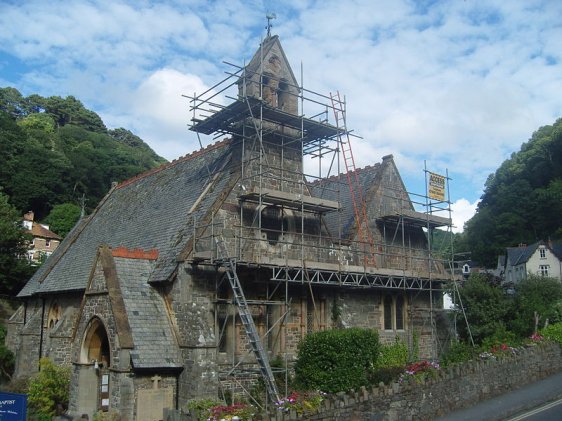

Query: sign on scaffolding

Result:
[428,172,446,201]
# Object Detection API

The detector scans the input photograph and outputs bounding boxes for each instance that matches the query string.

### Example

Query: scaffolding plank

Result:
[239,187,340,212]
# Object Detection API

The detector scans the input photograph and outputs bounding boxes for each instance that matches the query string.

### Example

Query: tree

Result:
[454,273,513,344]
[510,275,562,337]
[0,191,36,295]
[44,203,81,237]
[27,358,70,418]
[463,117,562,266]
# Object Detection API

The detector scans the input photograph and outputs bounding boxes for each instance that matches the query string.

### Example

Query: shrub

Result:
[294,328,379,393]
[370,337,408,384]
[186,398,222,421]
[93,410,120,421]
[541,322,562,346]
[276,390,326,415]
[27,358,70,418]
[480,327,520,350]
[399,360,440,383]
[375,337,408,369]
[510,276,562,337]
[440,340,475,367]
[208,403,255,421]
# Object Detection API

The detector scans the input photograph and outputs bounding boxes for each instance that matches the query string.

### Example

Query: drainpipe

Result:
[38,297,46,369]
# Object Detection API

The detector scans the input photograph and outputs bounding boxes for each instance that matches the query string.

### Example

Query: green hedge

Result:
[294,328,380,393]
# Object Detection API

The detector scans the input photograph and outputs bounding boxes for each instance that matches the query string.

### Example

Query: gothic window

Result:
[383,294,406,331]
[395,296,404,330]
[47,302,61,330]
[383,295,393,330]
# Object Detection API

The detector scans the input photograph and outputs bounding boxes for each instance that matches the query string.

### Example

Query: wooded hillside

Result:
[0,87,167,222]
[460,117,562,267]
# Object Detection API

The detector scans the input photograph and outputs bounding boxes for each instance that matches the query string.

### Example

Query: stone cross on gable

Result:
[151,375,162,389]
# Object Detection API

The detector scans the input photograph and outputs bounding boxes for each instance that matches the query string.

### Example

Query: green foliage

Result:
[276,391,326,415]
[0,324,15,382]
[0,87,167,222]
[44,202,81,237]
[541,322,562,347]
[455,273,513,344]
[480,326,520,350]
[27,358,71,418]
[375,337,408,369]
[294,328,380,393]
[462,117,562,266]
[0,191,36,295]
[92,410,121,421]
[369,337,408,385]
[510,275,562,337]
[440,340,475,367]
[187,398,223,421]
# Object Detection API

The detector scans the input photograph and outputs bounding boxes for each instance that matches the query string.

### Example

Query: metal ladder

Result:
[330,91,377,266]
[214,236,281,403]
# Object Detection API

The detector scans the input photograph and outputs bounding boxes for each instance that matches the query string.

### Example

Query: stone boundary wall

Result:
[257,342,562,421]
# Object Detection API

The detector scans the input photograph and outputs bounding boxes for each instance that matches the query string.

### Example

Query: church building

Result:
[8,34,452,420]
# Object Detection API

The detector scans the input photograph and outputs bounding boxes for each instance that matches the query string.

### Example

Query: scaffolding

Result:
[185,36,456,407]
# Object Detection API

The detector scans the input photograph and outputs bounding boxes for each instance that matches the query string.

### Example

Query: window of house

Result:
[46,239,51,247]
[539,265,549,276]
[383,294,406,331]
[539,247,546,259]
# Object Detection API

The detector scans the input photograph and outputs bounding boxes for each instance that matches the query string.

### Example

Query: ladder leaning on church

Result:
[214,236,281,403]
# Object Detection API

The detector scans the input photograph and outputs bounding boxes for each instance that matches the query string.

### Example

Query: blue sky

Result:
[1,0,561,231]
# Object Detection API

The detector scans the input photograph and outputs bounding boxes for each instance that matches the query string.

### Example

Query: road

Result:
[434,371,562,421]
[507,397,562,421]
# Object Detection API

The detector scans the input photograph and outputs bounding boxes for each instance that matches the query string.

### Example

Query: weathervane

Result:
[266,13,276,37]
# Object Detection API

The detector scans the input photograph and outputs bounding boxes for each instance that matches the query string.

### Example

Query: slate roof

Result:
[505,241,540,266]
[114,256,181,369]
[552,242,562,260]
[19,140,233,297]
[308,163,383,239]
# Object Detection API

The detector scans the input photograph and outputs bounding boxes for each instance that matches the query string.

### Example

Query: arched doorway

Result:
[81,318,110,368]
[76,318,111,417]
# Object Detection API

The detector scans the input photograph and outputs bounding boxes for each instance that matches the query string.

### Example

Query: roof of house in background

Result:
[28,222,61,240]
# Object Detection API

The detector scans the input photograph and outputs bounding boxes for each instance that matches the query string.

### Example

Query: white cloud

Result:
[451,198,479,233]
[1,0,561,206]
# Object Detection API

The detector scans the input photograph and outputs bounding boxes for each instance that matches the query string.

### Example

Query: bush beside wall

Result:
[258,342,562,420]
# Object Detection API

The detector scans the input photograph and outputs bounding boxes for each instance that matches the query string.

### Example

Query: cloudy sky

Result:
[1,0,561,232]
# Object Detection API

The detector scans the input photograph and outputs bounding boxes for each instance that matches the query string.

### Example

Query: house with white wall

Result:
[502,241,562,285]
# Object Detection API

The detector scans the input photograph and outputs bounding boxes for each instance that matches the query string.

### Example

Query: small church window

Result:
[383,296,393,330]
[396,296,404,330]
[383,294,406,331]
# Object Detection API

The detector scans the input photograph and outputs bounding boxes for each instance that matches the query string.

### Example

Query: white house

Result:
[502,241,562,285]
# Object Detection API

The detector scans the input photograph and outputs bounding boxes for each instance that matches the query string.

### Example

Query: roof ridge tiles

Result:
[112,246,159,260]
[308,163,381,185]
[116,138,231,189]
